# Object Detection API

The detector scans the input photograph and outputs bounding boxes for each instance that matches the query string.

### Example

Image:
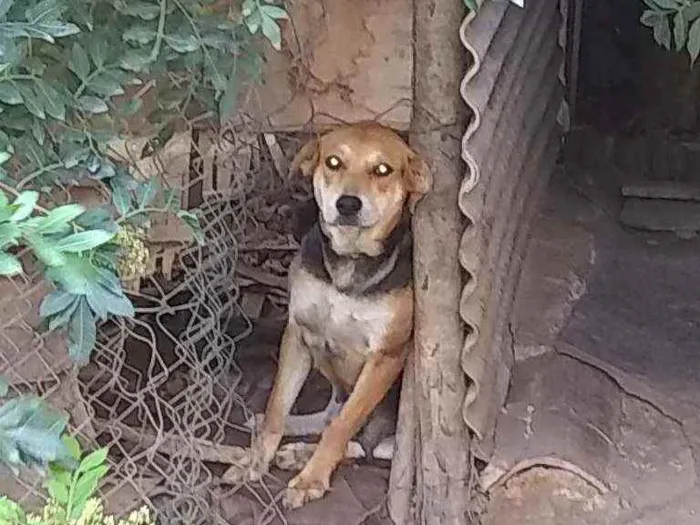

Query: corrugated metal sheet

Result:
[458,0,567,456]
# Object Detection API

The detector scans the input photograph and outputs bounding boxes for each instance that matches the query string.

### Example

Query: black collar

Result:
[300,214,413,296]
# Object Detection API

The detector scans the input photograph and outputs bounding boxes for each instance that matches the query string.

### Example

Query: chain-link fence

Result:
[0,118,320,524]
[0,0,417,522]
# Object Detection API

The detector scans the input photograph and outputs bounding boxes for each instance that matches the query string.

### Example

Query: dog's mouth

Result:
[335,215,361,227]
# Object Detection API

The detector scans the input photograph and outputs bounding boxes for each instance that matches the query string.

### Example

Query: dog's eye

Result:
[373,163,393,177]
[325,155,343,170]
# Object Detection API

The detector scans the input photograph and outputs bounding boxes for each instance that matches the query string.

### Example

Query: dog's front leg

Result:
[224,322,311,483]
[283,347,406,509]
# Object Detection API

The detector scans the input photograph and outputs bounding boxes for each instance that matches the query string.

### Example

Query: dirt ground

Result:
[481,131,700,525]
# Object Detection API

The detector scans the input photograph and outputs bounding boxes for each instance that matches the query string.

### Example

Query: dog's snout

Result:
[336,195,362,216]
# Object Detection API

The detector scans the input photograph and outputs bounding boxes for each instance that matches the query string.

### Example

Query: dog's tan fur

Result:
[227,122,430,509]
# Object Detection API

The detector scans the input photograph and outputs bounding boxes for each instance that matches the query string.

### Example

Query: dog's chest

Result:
[290,272,393,357]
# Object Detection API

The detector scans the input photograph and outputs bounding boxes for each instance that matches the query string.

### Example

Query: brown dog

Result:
[227,122,431,509]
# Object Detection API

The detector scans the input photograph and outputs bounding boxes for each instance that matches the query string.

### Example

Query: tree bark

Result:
[388,1,471,524]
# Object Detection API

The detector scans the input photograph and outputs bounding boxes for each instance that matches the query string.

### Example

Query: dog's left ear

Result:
[290,138,320,178]
[405,152,432,213]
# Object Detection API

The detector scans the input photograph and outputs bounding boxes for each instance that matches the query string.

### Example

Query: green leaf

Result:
[688,17,700,64]
[88,74,125,97]
[47,475,70,504]
[0,151,10,165]
[116,1,161,20]
[0,252,21,276]
[165,34,199,53]
[56,230,114,252]
[33,80,66,121]
[87,282,134,318]
[0,131,13,155]
[45,254,99,294]
[260,4,288,20]
[30,116,45,145]
[110,176,132,215]
[641,9,662,27]
[0,395,71,469]
[244,9,262,34]
[0,496,24,522]
[10,190,38,222]
[119,51,151,72]
[15,83,46,119]
[26,0,63,22]
[25,232,67,266]
[62,434,82,460]
[653,15,672,49]
[2,21,80,41]
[0,82,22,105]
[651,0,681,9]
[39,291,77,318]
[48,296,79,331]
[67,297,96,365]
[463,0,478,11]
[69,43,91,81]
[89,39,107,69]
[78,95,109,114]
[0,222,20,246]
[38,21,81,38]
[70,465,109,518]
[77,446,108,474]
[260,15,282,51]
[74,206,115,230]
[684,3,700,22]
[38,204,84,233]
[122,25,156,45]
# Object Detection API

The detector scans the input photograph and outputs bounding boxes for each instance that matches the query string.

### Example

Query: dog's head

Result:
[291,122,431,256]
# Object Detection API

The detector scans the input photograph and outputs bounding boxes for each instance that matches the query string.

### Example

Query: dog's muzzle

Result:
[335,195,362,226]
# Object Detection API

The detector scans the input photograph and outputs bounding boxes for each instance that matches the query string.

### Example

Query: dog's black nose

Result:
[336,195,362,216]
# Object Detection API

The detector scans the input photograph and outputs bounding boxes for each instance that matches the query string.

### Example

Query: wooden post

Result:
[388,1,472,523]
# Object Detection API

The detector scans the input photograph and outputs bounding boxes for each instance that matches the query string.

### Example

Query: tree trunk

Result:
[388,1,472,524]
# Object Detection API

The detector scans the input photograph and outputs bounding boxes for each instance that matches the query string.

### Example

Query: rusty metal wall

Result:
[458,0,568,456]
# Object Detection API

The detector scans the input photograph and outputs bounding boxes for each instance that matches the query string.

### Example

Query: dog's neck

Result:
[300,214,412,295]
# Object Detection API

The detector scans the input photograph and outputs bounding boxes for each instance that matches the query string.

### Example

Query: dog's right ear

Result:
[290,138,320,178]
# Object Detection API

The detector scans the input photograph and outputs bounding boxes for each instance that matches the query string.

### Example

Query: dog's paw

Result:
[275,442,317,471]
[221,447,269,485]
[283,472,330,509]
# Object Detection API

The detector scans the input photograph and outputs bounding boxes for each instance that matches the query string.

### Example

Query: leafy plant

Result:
[640,0,700,64]
[0,0,287,366]
[0,434,155,525]
[0,390,74,475]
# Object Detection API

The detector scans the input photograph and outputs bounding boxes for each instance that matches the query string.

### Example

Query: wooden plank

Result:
[621,182,700,202]
[620,198,700,232]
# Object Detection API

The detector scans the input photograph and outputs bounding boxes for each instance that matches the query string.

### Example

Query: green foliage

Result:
[242,0,288,51]
[0,0,286,369]
[641,0,700,64]
[0,389,74,475]
[0,433,155,524]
